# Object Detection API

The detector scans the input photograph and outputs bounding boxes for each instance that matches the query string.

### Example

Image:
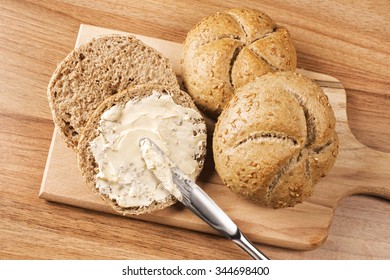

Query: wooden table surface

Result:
[1,0,389,260]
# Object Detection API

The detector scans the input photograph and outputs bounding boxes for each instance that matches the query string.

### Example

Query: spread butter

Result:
[90,91,206,208]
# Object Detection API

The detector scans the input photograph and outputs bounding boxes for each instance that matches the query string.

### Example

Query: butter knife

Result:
[139,137,269,260]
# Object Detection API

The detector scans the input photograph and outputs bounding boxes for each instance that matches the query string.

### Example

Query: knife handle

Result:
[177,178,269,260]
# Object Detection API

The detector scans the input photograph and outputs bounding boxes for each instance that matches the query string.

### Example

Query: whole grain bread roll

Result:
[182,8,297,117]
[213,72,338,208]
[48,35,179,149]
[77,84,207,215]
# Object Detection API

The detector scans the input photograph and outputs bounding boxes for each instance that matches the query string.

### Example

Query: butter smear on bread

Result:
[139,138,182,200]
[90,91,206,208]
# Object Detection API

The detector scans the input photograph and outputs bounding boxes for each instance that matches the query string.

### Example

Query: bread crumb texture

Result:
[213,72,339,208]
[48,35,179,149]
[182,8,297,116]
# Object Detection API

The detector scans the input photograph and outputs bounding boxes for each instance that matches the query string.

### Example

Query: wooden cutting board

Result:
[39,24,390,250]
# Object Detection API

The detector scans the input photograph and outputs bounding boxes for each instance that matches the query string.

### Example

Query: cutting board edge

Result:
[39,127,57,198]
[40,179,334,251]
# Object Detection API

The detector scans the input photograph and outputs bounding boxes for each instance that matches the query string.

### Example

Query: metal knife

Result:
[139,137,269,260]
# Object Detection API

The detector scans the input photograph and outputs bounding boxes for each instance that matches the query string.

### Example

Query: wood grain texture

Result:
[1,0,389,259]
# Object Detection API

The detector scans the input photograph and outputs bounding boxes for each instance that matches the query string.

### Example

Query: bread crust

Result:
[182,8,297,117]
[76,84,207,215]
[213,72,339,208]
[48,35,179,150]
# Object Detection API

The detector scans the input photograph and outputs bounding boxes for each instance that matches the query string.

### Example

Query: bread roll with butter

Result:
[48,35,179,150]
[213,72,338,208]
[182,8,297,117]
[77,84,207,215]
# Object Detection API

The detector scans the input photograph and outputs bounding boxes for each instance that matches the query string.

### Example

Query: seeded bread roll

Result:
[213,72,339,208]
[77,84,207,215]
[182,8,297,117]
[48,35,179,149]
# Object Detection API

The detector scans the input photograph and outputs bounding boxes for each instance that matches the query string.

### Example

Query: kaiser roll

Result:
[213,72,339,208]
[182,8,297,117]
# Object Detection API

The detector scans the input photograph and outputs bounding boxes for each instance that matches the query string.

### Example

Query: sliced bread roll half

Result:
[77,84,207,215]
[48,35,179,150]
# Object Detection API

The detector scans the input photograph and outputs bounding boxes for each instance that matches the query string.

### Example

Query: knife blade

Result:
[139,137,269,260]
